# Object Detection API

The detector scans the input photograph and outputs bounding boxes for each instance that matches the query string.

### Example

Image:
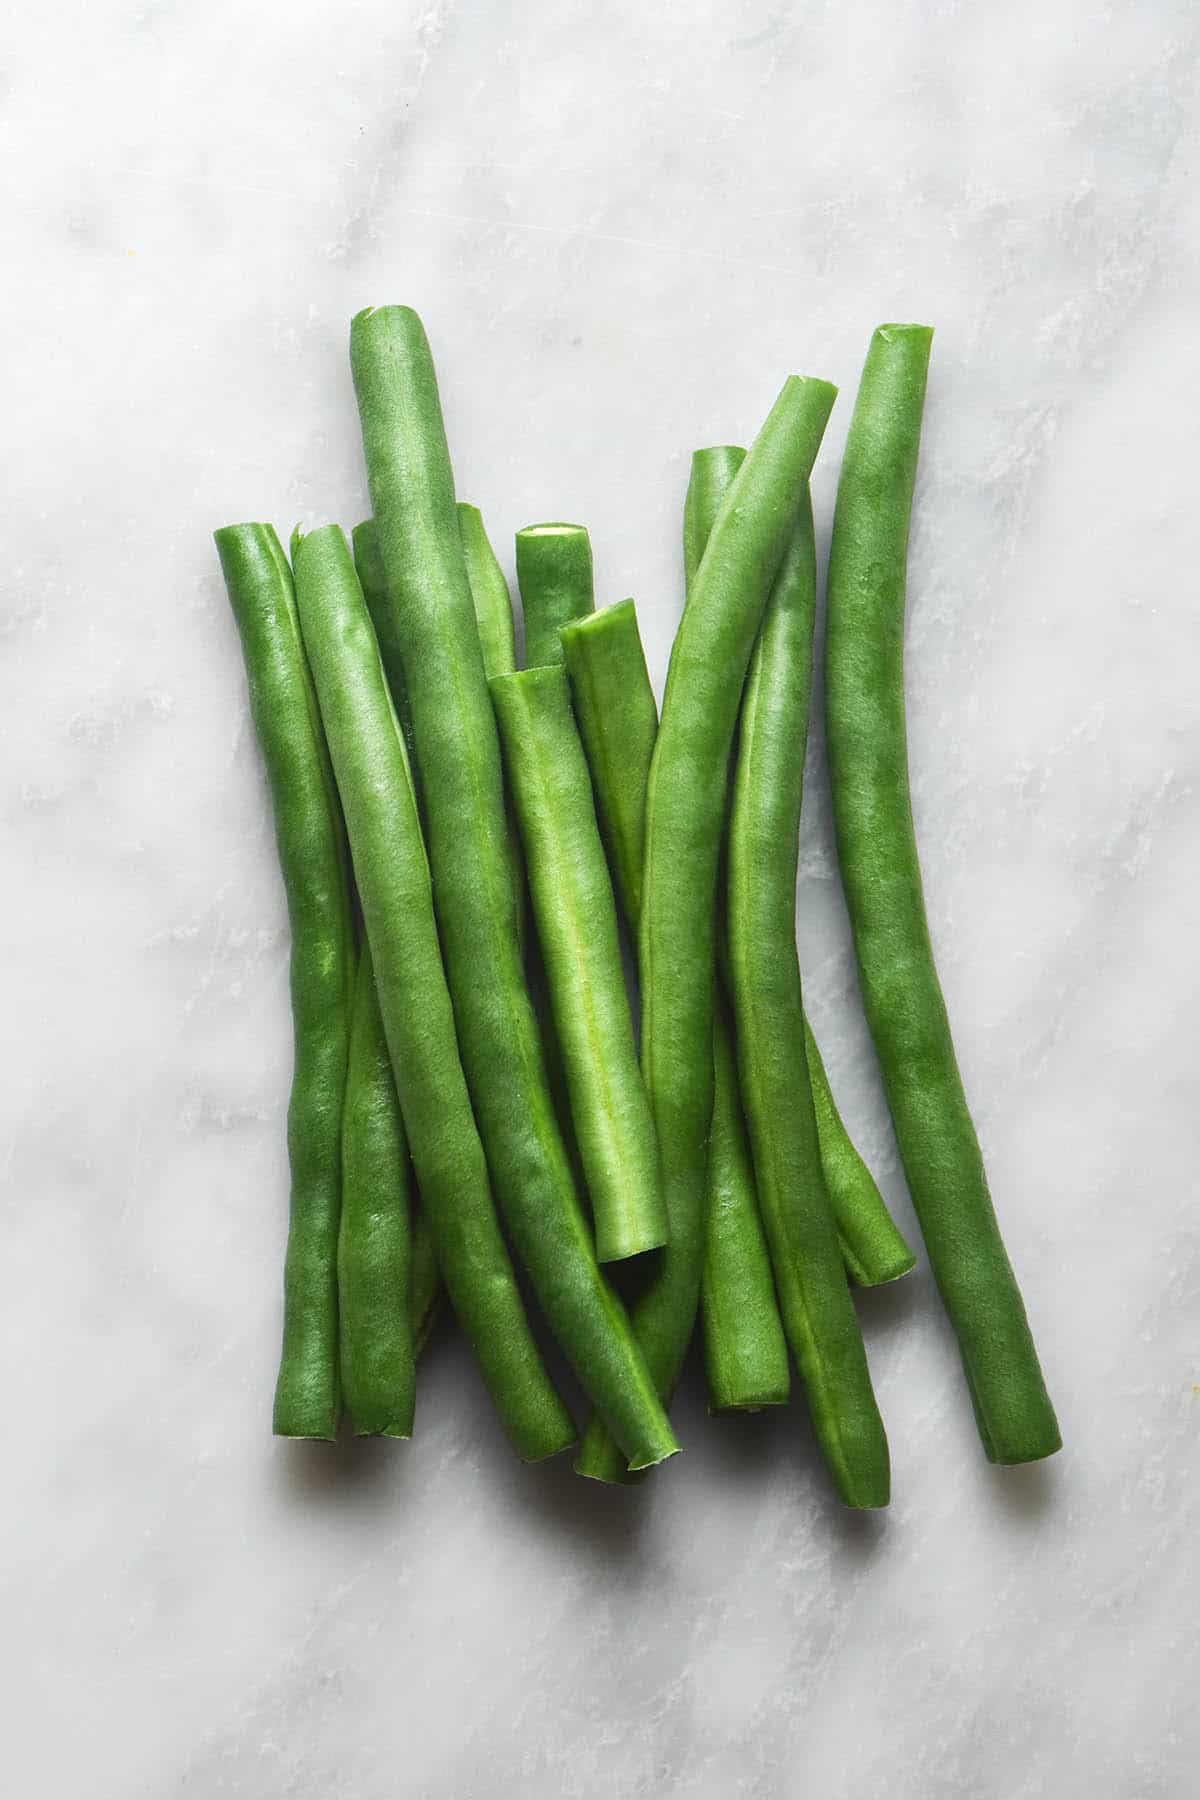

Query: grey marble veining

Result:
[3,2,1198,1795]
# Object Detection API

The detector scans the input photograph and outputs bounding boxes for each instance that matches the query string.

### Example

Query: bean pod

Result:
[350,306,678,1470]
[338,939,415,1437]
[516,523,594,668]
[490,666,667,1263]
[686,444,914,1288]
[726,486,890,1507]
[216,522,355,1442]
[574,373,837,1480]
[292,522,574,1462]
[825,323,1060,1464]
[562,599,789,1417]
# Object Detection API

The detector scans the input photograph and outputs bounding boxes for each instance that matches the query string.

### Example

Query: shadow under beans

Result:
[985,1453,1062,1524]
[270,1426,413,1513]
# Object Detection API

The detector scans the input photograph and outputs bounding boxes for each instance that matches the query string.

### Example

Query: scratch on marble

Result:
[397,204,811,279]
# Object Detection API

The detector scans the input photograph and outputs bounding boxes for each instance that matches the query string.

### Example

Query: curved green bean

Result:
[339,939,414,1437]
[562,599,789,1418]
[216,522,354,1442]
[515,522,594,667]
[825,323,1060,1464]
[350,305,678,1470]
[458,503,518,678]
[574,373,837,1480]
[292,522,574,1462]
[687,445,914,1288]
[490,666,667,1263]
[727,486,890,1507]
[804,1023,916,1287]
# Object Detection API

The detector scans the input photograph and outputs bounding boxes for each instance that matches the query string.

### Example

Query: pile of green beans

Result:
[217,307,1059,1499]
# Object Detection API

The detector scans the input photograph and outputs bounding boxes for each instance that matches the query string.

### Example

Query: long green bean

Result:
[727,486,890,1507]
[292,522,574,1461]
[350,305,678,1470]
[686,444,914,1288]
[216,522,354,1441]
[490,666,667,1263]
[562,600,789,1417]
[573,373,837,1479]
[825,323,1060,1463]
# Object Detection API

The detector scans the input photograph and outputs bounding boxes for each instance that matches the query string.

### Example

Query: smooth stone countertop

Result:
[4,2,1197,1795]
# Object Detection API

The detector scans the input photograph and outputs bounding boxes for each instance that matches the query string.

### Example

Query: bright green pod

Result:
[292,522,574,1462]
[727,488,890,1508]
[825,324,1060,1464]
[490,666,667,1263]
[574,372,838,1481]
[516,522,594,667]
[216,522,354,1442]
[560,598,656,928]
[562,599,789,1421]
[339,940,415,1437]
[350,306,678,1471]
[687,444,914,1288]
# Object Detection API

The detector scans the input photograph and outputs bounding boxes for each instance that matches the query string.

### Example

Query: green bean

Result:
[291,522,574,1462]
[687,444,914,1288]
[825,323,1060,1464]
[515,522,594,667]
[339,939,414,1437]
[727,485,890,1507]
[560,598,656,927]
[351,520,419,776]
[703,1003,792,1410]
[562,600,789,1417]
[573,373,837,1480]
[353,520,446,1349]
[490,666,667,1263]
[350,305,678,1470]
[804,1022,916,1287]
[458,503,518,678]
[216,523,354,1441]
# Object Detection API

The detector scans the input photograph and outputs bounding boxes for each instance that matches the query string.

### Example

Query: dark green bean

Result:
[825,323,1060,1463]
[292,522,574,1462]
[687,444,914,1287]
[727,486,890,1507]
[515,522,594,668]
[350,305,678,1470]
[216,522,354,1442]
[490,666,667,1263]
[573,373,837,1480]
[339,939,414,1437]
[562,600,789,1418]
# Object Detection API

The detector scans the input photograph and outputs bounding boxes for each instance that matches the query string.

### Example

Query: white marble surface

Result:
[4,2,1199,1794]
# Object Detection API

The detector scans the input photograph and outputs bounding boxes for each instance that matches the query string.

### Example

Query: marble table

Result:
[4,2,1197,1793]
